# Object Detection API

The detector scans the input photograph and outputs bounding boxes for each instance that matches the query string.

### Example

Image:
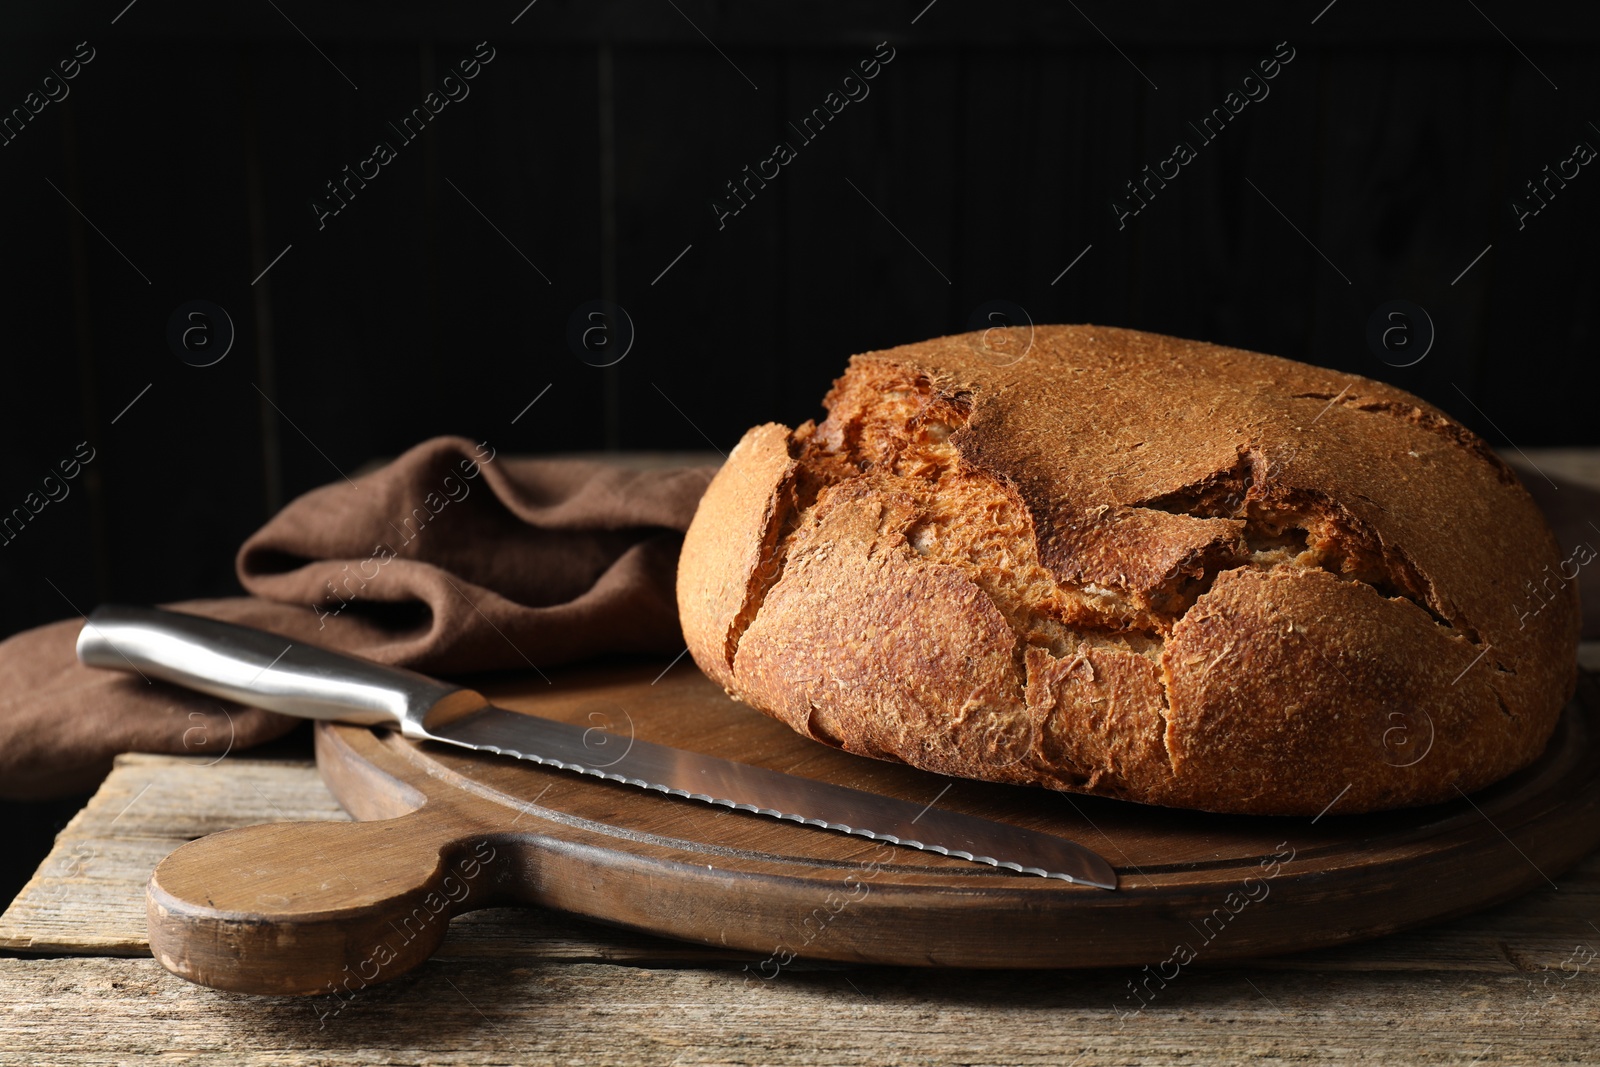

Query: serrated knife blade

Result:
[76,605,1118,889]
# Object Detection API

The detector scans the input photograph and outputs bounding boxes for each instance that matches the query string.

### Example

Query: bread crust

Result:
[677,326,1580,815]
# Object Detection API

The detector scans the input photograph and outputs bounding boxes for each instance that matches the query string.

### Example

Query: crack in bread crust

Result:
[794,368,1163,650]
[1136,474,1483,643]
[768,365,1506,791]
[793,365,1484,660]
[721,469,798,672]
[1291,390,1519,486]
[681,325,1580,815]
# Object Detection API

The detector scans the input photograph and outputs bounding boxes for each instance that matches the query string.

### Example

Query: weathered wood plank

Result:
[0,754,347,955]
[0,954,1595,1067]
[7,742,1599,982]
[4,713,1599,1064]
[1512,448,1600,487]
[0,752,739,966]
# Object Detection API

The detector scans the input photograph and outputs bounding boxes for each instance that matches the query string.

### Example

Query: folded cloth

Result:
[0,437,716,799]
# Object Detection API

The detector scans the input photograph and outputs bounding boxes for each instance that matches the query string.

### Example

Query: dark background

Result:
[1,0,1596,901]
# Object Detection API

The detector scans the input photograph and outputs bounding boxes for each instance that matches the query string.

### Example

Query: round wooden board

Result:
[146,659,1600,995]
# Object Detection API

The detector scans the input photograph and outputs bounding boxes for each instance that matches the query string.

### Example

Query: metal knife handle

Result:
[75,605,487,738]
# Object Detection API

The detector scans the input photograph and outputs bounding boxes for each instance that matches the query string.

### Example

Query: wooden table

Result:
[2,686,1597,1066]
[3,449,1598,1066]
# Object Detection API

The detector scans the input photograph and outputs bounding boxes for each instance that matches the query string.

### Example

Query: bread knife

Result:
[76,605,1118,889]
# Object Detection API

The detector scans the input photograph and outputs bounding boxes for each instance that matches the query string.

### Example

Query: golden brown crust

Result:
[678,325,1581,815]
[674,423,795,694]
[732,478,1029,773]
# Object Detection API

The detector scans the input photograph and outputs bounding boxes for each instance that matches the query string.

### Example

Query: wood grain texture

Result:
[133,657,1600,996]
[7,756,1598,973]
[0,752,732,969]
[0,754,348,956]
[4,729,1599,1065]
[1,953,1598,1067]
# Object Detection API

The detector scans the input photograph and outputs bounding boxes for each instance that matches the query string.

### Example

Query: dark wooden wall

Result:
[1,0,1596,642]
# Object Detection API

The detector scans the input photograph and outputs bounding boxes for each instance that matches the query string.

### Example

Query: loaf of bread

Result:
[676,326,1580,815]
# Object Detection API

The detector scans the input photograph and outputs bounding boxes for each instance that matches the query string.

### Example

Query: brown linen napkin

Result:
[0,436,716,799]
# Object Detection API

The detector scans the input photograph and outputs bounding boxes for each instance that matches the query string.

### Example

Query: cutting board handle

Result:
[146,806,506,996]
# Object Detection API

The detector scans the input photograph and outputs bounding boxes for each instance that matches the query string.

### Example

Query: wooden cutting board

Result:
[145,658,1600,995]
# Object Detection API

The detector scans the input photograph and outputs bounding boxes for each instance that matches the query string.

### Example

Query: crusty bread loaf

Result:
[676,325,1580,815]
